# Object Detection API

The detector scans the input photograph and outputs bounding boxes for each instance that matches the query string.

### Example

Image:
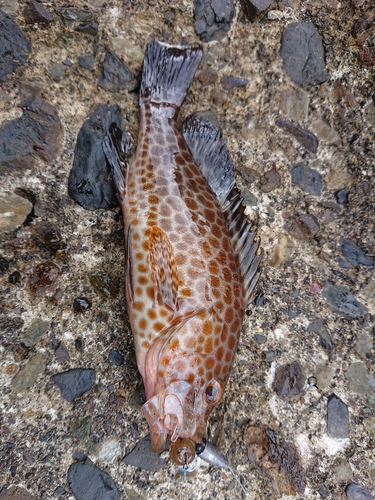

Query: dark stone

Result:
[307,317,333,357]
[240,0,274,22]
[78,55,95,70]
[97,50,137,93]
[55,7,94,26]
[0,96,63,174]
[291,164,322,196]
[107,350,124,367]
[276,120,318,153]
[254,334,266,344]
[74,22,99,36]
[287,214,320,241]
[0,485,35,500]
[67,461,118,500]
[68,104,125,210]
[73,297,92,313]
[245,426,306,495]
[259,168,281,193]
[273,361,305,399]
[89,271,119,299]
[0,10,32,82]
[221,76,249,90]
[346,483,374,500]
[334,188,349,204]
[194,0,235,42]
[197,68,218,86]
[28,261,60,295]
[39,222,63,249]
[123,434,165,472]
[327,394,349,439]
[24,1,54,24]
[0,256,10,274]
[9,271,21,285]
[55,343,70,362]
[280,22,327,86]
[322,283,368,319]
[339,238,374,268]
[51,368,96,402]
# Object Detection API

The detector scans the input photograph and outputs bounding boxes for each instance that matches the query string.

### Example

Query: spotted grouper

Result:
[103,40,263,466]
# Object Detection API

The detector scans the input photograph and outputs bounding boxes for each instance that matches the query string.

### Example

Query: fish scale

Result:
[103,40,263,465]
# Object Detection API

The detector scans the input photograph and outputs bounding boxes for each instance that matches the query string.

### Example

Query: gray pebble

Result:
[67,461,118,500]
[97,50,137,93]
[272,361,305,399]
[327,394,349,439]
[123,434,164,472]
[51,368,96,402]
[78,55,95,70]
[276,120,318,153]
[321,283,368,319]
[339,237,374,268]
[11,353,47,393]
[291,164,322,196]
[346,483,374,500]
[22,319,49,346]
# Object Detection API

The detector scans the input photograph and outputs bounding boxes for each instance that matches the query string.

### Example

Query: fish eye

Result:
[204,379,222,405]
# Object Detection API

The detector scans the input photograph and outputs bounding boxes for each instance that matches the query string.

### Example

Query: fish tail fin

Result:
[140,40,203,108]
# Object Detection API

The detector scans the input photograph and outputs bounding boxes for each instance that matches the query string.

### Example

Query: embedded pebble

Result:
[347,361,375,407]
[259,168,281,193]
[9,270,21,284]
[28,261,60,295]
[0,10,32,82]
[272,361,305,398]
[359,47,375,67]
[335,188,349,204]
[55,343,70,362]
[276,120,318,153]
[194,0,235,42]
[88,437,121,463]
[333,458,353,483]
[321,283,368,319]
[197,68,218,86]
[310,118,340,144]
[288,214,320,241]
[107,349,124,366]
[38,222,63,249]
[346,483,374,500]
[245,426,306,495]
[269,234,294,268]
[67,460,119,500]
[240,0,273,22]
[0,486,35,500]
[68,104,124,210]
[11,352,47,394]
[89,270,118,299]
[22,318,50,346]
[51,368,96,402]
[0,96,63,173]
[71,415,92,442]
[279,87,309,122]
[314,365,334,390]
[78,55,95,70]
[97,50,137,92]
[327,394,349,439]
[0,256,10,274]
[339,238,373,268]
[55,7,94,26]
[280,22,327,85]
[74,22,99,35]
[24,0,54,23]
[73,297,92,313]
[221,75,249,90]
[241,189,258,207]
[354,331,373,357]
[123,434,165,471]
[291,164,322,195]
[0,192,32,233]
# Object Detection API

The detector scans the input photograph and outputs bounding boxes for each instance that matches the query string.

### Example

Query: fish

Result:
[103,39,263,467]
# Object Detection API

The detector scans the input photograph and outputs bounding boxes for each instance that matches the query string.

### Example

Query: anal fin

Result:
[149,226,179,312]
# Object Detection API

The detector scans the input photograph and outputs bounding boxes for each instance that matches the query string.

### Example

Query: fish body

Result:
[104,40,263,464]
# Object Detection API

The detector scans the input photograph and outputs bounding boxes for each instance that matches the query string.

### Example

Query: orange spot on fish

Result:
[225,308,234,324]
[198,335,204,344]
[180,287,191,297]
[170,338,179,350]
[142,241,149,251]
[209,261,219,275]
[208,236,220,249]
[147,309,156,319]
[228,335,236,350]
[146,286,154,300]
[154,322,164,332]
[225,351,232,363]
[204,337,213,353]
[214,365,221,376]
[203,321,213,335]
[231,318,241,333]
[138,276,148,285]
[139,318,147,330]
[138,264,148,273]
[186,372,195,384]
[221,325,228,342]
[216,346,224,361]
[135,287,142,296]
[142,340,150,348]
[211,275,220,288]
[134,301,144,311]
[198,367,204,377]
[205,357,214,369]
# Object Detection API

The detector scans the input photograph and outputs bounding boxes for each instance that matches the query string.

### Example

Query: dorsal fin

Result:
[148,226,179,312]
[182,112,263,304]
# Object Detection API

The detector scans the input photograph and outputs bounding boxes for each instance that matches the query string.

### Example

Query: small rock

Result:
[347,361,375,407]
[240,0,274,22]
[194,0,236,42]
[67,460,119,500]
[276,120,318,153]
[22,318,50,346]
[221,75,249,90]
[308,318,333,355]
[74,22,99,35]
[78,55,95,70]
[355,331,373,357]
[55,343,70,362]
[335,188,349,204]
[331,78,359,109]
[73,297,92,313]
[333,458,353,483]
[280,22,327,86]
[322,283,368,319]
[197,68,218,86]
[288,214,320,241]
[38,222,63,249]
[11,352,47,393]
[279,87,309,122]
[259,168,281,193]
[310,118,340,144]
[272,361,305,398]
[327,394,349,439]
[359,47,375,67]
[123,434,165,472]
[318,251,330,263]
[0,10,32,82]
[88,437,121,463]
[0,256,10,274]
[68,104,125,210]
[72,415,93,441]
[326,168,353,190]
[89,271,118,299]
[24,1,54,23]
[28,261,60,296]
[49,63,66,81]
[97,50,137,93]
[241,189,258,207]
[309,280,323,295]
[0,192,32,233]
[245,426,306,495]
[269,234,294,268]
[129,382,146,410]
[346,484,374,500]
[55,7,93,26]
[254,334,266,344]
[0,96,63,173]
[0,486,35,500]
[20,79,44,99]
[339,238,374,268]
[291,164,322,196]
[51,368,96,402]
[107,350,124,366]
[315,365,334,390]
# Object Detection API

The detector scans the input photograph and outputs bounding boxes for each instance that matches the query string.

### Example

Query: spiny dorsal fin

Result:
[182,112,263,305]
[102,123,133,202]
[148,226,179,311]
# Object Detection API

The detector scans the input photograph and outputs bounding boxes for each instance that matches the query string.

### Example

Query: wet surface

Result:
[0,1,375,499]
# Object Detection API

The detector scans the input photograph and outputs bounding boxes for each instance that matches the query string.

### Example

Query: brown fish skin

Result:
[103,40,263,462]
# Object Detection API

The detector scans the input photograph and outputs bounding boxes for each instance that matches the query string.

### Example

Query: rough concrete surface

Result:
[0,1,374,499]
